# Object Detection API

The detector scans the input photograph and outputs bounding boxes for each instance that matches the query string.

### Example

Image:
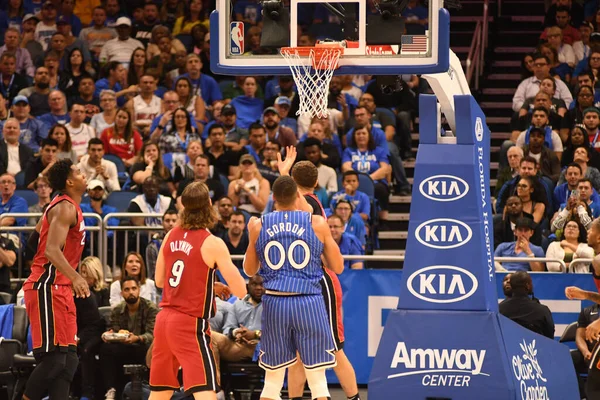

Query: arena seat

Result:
[0,292,12,304]
[13,190,38,208]
[220,360,265,399]
[14,172,25,190]
[105,191,139,213]
[0,306,32,398]
[559,321,578,343]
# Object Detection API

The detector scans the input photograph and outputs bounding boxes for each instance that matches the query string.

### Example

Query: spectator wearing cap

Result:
[0,28,35,78]
[99,17,144,66]
[0,96,48,152]
[262,106,297,148]
[494,196,543,248]
[522,126,561,184]
[0,53,29,104]
[228,153,270,217]
[78,7,117,61]
[77,138,120,192]
[494,217,545,272]
[573,21,593,65]
[34,2,57,51]
[229,76,264,130]
[328,214,364,271]
[80,179,119,244]
[274,96,297,134]
[210,103,248,153]
[0,117,34,176]
[499,272,554,338]
[21,14,43,66]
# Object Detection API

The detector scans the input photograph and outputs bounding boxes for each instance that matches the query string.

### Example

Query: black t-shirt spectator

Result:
[71,96,101,123]
[296,141,341,170]
[177,178,224,203]
[0,235,16,293]
[578,304,600,352]
[132,23,154,47]
[221,230,249,269]
[28,92,50,116]
[24,157,46,188]
[206,150,240,179]
[1,73,29,104]
[130,162,174,198]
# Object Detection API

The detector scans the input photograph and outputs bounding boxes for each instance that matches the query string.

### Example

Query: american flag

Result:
[400,35,428,53]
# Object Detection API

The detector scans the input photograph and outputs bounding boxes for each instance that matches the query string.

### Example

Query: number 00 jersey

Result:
[27,194,85,287]
[160,226,216,319]
[257,211,324,295]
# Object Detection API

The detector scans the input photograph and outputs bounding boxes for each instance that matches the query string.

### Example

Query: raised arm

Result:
[243,217,262,277]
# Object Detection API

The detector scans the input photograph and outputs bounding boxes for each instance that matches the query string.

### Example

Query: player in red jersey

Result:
[276,148,362,400]
[149,181,247,400]
[22,159,90,400]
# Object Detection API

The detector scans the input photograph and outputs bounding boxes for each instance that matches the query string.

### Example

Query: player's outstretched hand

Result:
[565,286,586,300]
[214,282,231,300]
[277,146,297,176]
[72,274,90,298]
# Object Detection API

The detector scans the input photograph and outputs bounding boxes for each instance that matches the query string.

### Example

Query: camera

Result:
[377,75,405,95]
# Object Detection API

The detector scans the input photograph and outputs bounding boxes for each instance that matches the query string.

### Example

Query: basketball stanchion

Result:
[368,88,579,399]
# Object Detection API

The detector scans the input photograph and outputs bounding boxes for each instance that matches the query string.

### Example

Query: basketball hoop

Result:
[280,43,344,119]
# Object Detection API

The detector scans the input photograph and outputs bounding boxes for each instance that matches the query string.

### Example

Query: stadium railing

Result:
[466,0,489,89]
[0,213,103,280]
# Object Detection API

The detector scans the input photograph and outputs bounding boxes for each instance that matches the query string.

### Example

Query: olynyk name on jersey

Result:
[388,342,489,387]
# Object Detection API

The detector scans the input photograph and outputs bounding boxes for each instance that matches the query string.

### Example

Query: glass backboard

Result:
[210,0,450,76]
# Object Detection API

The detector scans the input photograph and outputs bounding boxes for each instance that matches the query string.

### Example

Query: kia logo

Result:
[406,265,478,303]
[415,218,472,249]
[418,175,469,202]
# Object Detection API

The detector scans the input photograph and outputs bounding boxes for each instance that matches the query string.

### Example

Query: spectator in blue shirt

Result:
[342,123,391,222]
[328,215,364,271]
[0,95,49,153]
[211,275,264,366]
[334,199,366,247]
[229,76,263,130]
[79,179,119,238]
[494,217,545,272]
[38,90,71,127]
[176,53,222,106]
[0,173,28,227]
[330,170,371,222]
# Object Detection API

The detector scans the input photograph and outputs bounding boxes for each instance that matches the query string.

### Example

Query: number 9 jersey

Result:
[160,226,216,319]
[256,211,325,294]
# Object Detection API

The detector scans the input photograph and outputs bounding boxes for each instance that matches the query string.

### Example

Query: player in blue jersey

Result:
[244,176,344,400]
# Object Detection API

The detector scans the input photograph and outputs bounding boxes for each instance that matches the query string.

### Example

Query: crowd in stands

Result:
[493,0,600,273]
[0,0,431,398]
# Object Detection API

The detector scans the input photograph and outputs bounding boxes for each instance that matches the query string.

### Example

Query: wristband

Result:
[157,124,165,130]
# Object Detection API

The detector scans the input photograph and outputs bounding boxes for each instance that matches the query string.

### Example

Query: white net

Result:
[280,46,343,119]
